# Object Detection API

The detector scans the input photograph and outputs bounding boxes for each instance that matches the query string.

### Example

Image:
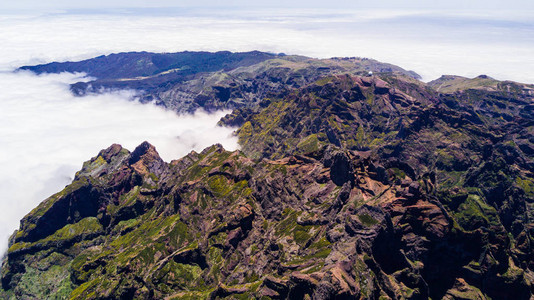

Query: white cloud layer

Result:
[0,10,533,83]
[0,71,238,253]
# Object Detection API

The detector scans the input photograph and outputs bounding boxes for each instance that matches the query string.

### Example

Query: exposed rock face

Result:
[2,52,533,299]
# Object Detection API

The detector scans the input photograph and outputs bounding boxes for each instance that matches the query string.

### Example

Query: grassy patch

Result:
[516,177,534,198]
[453,194,500,231]
[358,213,379,227]
[296,134,320,154]
[207,175,233,198]
[41,217,102,243]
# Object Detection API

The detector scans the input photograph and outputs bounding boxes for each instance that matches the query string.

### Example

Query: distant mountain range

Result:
[3,51,534,299]
[20,51,420,113]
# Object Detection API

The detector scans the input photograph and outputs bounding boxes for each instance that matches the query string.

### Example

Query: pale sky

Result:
[3,0,534,11]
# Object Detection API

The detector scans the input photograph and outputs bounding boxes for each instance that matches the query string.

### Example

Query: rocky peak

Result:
[128,141,156,164]
[99,143,124,162]
[128,141,166,177]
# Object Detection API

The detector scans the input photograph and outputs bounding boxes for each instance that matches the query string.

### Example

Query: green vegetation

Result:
[358,213,379,227]
[517,177,534,198]
[453,194,500,231]
[42,217,102,242]
[208,175,233,197]
[296,134,320,154]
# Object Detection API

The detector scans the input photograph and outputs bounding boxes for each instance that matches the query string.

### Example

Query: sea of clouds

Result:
[1,9,533,81]
[0,7,532,253]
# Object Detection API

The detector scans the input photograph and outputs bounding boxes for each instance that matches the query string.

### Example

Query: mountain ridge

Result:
[2,50,533,299]
[19,51,421,113]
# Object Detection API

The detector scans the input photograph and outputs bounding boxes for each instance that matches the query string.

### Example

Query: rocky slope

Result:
[2,52,534,299]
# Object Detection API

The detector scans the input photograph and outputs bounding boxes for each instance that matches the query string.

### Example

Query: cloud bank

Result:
[0,71,238,253]
[0,10,533,83]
